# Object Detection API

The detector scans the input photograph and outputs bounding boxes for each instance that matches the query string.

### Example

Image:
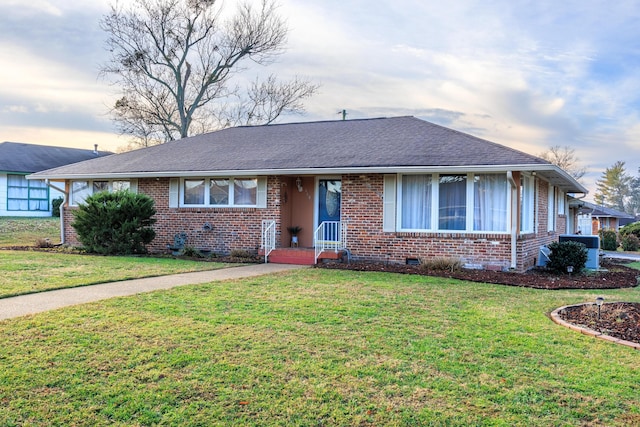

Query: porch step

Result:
[260,248,344,265]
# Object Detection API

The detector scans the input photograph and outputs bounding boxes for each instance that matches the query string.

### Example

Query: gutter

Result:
[45,179,67,245]
[506,171,518,270]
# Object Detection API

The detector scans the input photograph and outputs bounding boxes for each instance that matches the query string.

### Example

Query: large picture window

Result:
[398,173,509,233]
[181,177,258,207]
[7,174,49,211]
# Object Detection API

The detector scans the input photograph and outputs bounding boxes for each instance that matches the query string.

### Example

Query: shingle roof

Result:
[30,116,585,193]
[0,142,112,174]
[578,201,636,219]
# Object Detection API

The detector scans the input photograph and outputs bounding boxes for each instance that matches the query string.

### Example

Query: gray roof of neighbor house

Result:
[577,201,636,220]
[30,116,587,193]
[0,142,112,174]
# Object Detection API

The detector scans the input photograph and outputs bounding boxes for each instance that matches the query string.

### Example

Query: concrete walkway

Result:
[0,263,307,321]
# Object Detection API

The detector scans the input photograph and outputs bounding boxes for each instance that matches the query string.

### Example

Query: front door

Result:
[317,179,342,229]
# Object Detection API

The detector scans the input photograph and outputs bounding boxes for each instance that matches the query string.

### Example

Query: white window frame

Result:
[70,179,136,206]
[179,177,262,208]
[547,184,556,232]
[396,172,510,234]
[520,174,534,233]
[557,189,566,216]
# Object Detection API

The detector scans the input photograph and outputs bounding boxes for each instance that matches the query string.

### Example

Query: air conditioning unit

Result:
[559,234,600,269]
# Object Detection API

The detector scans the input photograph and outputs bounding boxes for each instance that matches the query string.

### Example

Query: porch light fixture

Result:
[296,177,303,192]
[595,296,604,319]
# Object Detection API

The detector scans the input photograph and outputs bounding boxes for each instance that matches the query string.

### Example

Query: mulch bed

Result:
[556,302,640,345]
[317,258,639,290]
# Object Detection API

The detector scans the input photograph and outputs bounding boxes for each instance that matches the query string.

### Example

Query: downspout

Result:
[45,179,68,245]
[506,171,518,270]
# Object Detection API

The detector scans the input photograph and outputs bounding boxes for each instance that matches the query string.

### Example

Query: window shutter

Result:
[129,179,138,193]
[383,174,397,232]
[169,178,179,208]
[256,177,267,208]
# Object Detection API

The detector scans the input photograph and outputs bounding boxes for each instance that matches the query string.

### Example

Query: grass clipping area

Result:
[1,269,640,426]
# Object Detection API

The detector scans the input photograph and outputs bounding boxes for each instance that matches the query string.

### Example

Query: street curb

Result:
[550,303,640,350]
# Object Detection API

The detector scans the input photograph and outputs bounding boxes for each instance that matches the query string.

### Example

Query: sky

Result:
[1,0,639,199]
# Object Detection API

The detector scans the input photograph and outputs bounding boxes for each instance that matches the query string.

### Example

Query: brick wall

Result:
[62,177,283,255]
[342,174,566,272]
[60,173,566,271]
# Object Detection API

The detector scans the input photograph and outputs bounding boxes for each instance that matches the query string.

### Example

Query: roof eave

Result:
[29,163,587,194]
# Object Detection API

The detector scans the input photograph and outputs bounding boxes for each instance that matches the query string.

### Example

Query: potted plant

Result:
[287,226,302,247]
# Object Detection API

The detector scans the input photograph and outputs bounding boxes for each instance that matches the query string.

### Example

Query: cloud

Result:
[0,0,639,199]
[0,0,63,17]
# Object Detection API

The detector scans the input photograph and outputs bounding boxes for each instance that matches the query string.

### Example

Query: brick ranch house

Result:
[30,116,586,271]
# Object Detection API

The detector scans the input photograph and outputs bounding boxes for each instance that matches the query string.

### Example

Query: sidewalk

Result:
[0,263,307,321]
[602,250,640,261]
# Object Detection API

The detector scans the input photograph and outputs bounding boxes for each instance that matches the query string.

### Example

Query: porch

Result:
[259,247,346,265]
[261,220,347,265]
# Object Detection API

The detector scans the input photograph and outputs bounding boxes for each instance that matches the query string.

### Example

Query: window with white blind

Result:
[396,173,509,233]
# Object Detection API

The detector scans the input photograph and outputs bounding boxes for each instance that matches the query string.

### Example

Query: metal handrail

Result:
[261,220,276,263]
[314,221,346,263]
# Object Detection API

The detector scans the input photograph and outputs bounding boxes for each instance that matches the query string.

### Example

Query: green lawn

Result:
[1,268,639,426]
[0,251,230,298]
[0,217,61,246]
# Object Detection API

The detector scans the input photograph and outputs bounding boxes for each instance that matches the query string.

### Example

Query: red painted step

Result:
[267,248,316,265]
[260,248,345,265]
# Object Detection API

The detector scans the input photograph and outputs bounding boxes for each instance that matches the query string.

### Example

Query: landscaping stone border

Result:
[550,303,640,350]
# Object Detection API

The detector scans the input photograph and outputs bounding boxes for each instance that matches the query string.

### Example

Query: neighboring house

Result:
[30,116,586,271]
[0,142,112,217]
[574,200,636,235]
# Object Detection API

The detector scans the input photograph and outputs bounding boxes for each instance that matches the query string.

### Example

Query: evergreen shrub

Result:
[621,234,640,252]
[598,229,618,251]
[51,197,64,217]
[72,190,156,255]
[546,240,588,274]
[619,221,640,239]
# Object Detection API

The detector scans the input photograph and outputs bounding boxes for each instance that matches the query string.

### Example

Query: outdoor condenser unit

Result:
[559,234,600,270]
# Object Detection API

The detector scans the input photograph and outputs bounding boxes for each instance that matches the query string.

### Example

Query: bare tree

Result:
[100,0,319,146]
[539,145,586,182]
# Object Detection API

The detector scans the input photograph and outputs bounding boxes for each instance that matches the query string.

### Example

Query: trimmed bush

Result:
[546,240,588,274]
[621,234,640,252]
[599,229,618,251]
[51,197,64,217]
[72,190,156,255]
